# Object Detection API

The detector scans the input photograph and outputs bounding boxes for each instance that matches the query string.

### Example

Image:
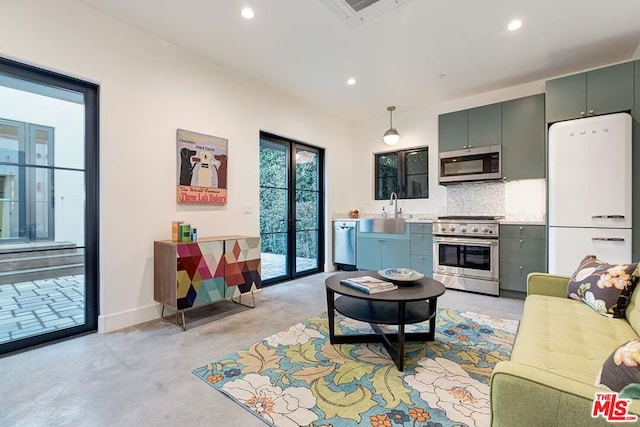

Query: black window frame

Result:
[374,146,429,200]
[0,56,99,355]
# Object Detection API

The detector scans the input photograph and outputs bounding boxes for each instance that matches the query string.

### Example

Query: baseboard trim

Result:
[324,263,337,272]
[98,303,160,333]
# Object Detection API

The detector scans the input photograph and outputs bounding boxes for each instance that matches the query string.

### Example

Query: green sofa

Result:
[490,273,640,426]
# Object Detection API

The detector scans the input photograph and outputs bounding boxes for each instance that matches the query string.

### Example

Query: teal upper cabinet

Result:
[501,94,545,181]
[545,73,585,123]
[545,62,634,123]
[438,103,501,152]
[468,103,502,148]
[438,110,468,152]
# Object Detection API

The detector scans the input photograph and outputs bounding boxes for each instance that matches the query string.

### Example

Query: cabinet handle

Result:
[463,145,468,149]
[580,111,585,116]
[519,266,523,270]
[592,237,625,242]
[519,239,524,244]
[419,256,424,260]
[519,226,524,230]
[502,176,507,181]
[588,109,594,115]
[592,215,625,219]
[468,144,472,148]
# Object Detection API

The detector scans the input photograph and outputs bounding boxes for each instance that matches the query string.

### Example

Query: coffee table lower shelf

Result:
[329,295,437,371]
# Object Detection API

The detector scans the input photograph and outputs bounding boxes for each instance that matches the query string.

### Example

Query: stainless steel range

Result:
[432,215,500,296]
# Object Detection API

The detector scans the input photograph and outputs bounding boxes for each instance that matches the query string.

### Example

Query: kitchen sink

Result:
[359,218,406,234]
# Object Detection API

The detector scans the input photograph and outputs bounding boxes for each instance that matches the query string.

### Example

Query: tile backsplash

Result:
[446,181,505,216]
[446,179,546,222]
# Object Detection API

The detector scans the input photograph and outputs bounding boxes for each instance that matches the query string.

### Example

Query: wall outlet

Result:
[243,205,252,214]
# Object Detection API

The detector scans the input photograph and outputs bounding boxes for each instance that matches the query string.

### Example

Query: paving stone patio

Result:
[0,275,85,344]
[261,252,318,281]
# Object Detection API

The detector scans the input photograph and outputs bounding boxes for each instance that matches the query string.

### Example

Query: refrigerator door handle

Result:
[591,215,625,219]
[591,237,626,242]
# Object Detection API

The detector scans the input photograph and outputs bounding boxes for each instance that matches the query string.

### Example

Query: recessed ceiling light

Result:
[508,19,522,31]
[437,73,446,79]
[346,78,356,86]
[241,6,255,20]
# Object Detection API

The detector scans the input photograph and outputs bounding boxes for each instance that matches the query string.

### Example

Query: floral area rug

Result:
[193,308,518,427]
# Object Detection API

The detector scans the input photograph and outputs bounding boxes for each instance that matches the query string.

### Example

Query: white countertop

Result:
[332,217,435,223]
[499,219,546,225]
[333,215,544,225]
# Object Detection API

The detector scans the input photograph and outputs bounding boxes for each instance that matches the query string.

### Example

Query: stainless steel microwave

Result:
[439,145,501,184]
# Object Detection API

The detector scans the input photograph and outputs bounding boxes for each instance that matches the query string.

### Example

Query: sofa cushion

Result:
[511,294,639,385]
[596,339,640,392]
[566,255,638,318]
[626,283,640,336]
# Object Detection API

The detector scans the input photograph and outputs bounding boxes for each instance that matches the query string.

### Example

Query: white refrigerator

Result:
[548,113,632,276]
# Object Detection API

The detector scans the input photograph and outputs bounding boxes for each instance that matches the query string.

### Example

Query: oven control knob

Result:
[449,226,456,232]
[471,227,478,232]
[460,227,467,232]
[482,227,489,233]
[440,226,446,232]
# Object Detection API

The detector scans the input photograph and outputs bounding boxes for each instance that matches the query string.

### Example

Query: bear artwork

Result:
[176,128,228,204]
[179,147,197,186]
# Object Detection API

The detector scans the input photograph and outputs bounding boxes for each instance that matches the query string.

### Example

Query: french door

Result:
[0,118,54,242]
[259,132,324,284]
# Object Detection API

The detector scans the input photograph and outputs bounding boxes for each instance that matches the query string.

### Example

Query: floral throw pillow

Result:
[596,339,640,394]
[567,255,639,318]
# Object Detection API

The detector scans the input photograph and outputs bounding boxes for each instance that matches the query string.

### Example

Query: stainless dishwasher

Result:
[333,221,357,270]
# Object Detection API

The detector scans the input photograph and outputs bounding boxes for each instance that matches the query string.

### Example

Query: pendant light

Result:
[383,106,400,146]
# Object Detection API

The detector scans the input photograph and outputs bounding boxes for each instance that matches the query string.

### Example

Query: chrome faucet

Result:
[389,192,399,218]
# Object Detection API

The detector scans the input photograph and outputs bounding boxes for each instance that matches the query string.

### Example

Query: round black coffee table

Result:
[325,270,446,371]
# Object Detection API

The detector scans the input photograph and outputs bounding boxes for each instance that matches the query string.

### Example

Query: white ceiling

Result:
[77,0,640,121]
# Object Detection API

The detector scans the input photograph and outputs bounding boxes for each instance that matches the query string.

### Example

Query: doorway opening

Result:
[259,132,324,284]
[0,57,99,354]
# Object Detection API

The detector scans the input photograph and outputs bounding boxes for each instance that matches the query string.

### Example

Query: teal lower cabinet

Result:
[409,222,433,278]
[499,225,546,295]
[410,255,433,278]
[356,232,410,271]
[500,262,545,292]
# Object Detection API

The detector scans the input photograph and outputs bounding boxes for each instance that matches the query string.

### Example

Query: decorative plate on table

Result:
[378,268,424,282]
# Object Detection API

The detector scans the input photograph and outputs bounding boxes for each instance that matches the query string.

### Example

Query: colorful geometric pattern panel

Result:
[176,240,224,310]
[224,237,262,294]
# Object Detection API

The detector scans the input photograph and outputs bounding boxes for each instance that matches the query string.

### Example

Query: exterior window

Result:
[374,147,428,200]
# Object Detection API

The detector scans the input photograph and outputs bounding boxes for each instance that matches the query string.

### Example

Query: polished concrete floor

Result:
[0,272,524,427]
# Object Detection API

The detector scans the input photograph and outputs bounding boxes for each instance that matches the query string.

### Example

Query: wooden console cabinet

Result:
[154,235,261,326]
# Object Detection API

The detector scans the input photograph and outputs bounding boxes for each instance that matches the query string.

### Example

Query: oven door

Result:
[433,236,499,280]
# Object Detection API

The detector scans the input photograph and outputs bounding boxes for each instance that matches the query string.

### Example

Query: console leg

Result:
[231,290,256,308]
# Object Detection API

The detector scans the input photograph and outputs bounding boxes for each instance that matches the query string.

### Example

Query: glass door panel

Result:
[259,139,290,281]
[0,120,24,241]
[0,62,97,354]
[294,147,319,273]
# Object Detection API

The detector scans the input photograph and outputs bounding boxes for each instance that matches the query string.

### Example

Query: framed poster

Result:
[176,128,228,204]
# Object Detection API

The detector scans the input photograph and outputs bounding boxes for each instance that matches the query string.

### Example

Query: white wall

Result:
[0,0,355,332]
